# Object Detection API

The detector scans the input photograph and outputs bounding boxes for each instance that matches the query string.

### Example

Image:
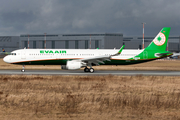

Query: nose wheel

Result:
[21,65,25,72]
[89,68,94,73]
[84,67,94,73]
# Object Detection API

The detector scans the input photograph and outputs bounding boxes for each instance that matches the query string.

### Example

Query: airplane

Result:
[169,52,180,59]
[3,27,172,73]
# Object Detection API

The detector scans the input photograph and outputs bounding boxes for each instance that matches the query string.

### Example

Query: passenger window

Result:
[11,53,16,55]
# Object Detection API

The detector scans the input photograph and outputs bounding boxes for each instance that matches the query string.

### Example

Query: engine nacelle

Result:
[61,61,83,70]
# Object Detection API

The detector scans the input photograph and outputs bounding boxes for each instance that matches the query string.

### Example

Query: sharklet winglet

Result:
[118,45,125,54]
[111,45,125,56]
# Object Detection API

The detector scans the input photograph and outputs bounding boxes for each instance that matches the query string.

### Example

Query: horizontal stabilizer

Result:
[156,51,173,56]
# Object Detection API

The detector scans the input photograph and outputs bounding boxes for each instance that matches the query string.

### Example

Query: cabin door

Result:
[21,50,26,59]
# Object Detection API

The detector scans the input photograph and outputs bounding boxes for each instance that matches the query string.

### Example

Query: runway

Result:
[0,69,180,76]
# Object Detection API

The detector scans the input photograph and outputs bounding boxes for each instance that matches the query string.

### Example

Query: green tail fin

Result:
[145,27,171,51]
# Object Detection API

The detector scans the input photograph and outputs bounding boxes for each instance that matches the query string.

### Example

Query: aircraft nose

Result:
[3,56,11,63]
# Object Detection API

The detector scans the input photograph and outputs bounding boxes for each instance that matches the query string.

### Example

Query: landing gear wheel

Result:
[21,65,25,72]
[84,67,90,72]
[89,68,94,73]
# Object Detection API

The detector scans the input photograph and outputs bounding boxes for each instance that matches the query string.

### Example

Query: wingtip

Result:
[118,45,125,54]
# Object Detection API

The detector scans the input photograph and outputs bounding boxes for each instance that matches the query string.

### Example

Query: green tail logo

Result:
[130,27,172,60]
[145,27,171,51]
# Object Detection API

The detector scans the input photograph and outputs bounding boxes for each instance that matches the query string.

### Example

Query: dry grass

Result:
[0,75,180,119]
[1,58,180,71]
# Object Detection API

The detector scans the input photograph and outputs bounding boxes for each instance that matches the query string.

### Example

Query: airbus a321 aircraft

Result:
[3,27,172,73]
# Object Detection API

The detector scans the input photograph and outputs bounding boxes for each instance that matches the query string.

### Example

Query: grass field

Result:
[1,75,180,120]
[1,59,180,119]
[1,58,180,71]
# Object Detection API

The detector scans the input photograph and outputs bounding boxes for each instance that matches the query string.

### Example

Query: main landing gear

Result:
[84,67,94,73]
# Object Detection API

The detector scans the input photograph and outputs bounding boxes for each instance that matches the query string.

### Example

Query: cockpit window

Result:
[11,53,16,55]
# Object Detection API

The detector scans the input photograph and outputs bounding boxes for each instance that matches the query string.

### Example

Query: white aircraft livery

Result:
[3,28,172,73]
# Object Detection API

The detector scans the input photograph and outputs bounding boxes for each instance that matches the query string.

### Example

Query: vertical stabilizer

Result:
[145,27,171,51]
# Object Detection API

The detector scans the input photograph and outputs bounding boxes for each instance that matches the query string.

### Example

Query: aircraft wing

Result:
[78,45,125,66]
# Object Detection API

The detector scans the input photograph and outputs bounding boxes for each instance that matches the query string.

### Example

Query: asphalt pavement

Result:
[0,69,180,76]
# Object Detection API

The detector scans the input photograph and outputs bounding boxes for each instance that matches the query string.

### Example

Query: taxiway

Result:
[0,70,180,76]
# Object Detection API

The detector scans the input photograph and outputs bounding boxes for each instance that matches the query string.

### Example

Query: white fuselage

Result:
[3,49,143,64]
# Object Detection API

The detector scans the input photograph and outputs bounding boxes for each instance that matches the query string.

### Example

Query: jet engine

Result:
[61,61,85,70]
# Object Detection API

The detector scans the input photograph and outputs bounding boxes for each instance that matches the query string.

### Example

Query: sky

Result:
[0,0,180,36]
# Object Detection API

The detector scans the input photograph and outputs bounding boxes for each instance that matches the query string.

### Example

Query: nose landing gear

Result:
[89,68,94,73]
[21,65,25,72]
